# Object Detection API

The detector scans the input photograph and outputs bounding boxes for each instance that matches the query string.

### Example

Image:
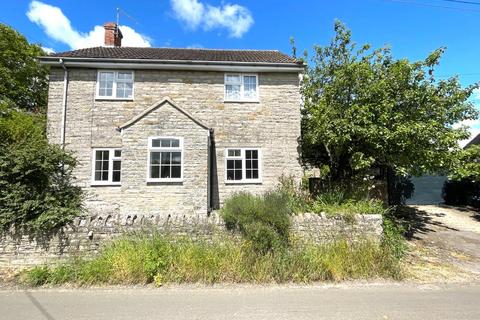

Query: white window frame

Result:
[96,70,135,100]
[147,137,184,183]
[224,74,259,102]
[224,148,262,184]
[91,148,122,186]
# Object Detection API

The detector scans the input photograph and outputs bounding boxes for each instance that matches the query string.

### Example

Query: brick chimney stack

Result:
[104,22,123,47]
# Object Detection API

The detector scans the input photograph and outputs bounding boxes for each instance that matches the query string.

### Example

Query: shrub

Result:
[221,191,291,253]
[0,106,83,231]
[243,222,282,254]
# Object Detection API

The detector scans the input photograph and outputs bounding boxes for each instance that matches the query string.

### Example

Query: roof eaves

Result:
[38,56,305,67]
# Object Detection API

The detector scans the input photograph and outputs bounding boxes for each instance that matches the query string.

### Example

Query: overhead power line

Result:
[436,73,480,78]
[384,0,480,12]
[438,0,480,5]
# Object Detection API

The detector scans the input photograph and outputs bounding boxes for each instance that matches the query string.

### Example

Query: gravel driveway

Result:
[402,205,480,282]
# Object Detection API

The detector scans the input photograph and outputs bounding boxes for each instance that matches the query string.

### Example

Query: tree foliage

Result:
[0,104,83,231]
[450,144,480,182]
[0,25,81,231]
[0,23,48,112]
[301,21,478,181]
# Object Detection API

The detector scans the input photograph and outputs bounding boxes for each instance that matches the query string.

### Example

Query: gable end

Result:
[118,97,210,131]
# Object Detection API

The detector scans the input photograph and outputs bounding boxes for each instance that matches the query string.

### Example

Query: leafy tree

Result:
[0,104,83,231]
[450,144,480,182]
[0,23,48,112]
[0,25,82,231]
[301,21,478,182]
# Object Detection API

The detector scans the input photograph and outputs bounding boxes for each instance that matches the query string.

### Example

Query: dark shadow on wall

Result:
[4,225,73,258]
[210,134,220,211]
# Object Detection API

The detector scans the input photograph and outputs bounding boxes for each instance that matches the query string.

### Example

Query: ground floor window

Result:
[148,137,183,182]
[91,148,121,185]
[225,148,261,183]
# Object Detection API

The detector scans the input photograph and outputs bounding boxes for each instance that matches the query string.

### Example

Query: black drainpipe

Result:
[207,128,214,213]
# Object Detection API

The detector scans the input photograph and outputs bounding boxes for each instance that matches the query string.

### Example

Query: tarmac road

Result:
[1,283,479,320]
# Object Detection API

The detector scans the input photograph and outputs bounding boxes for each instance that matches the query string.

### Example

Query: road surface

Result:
[1,283,479,320]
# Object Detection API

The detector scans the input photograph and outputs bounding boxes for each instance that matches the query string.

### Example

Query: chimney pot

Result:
[104,22,123,47]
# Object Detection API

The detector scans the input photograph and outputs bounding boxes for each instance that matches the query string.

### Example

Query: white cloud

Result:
[170,0,253,38]
[41,46,55,54]
[27,1,151,49]
[204,4,253,38]
[171,0,205,29]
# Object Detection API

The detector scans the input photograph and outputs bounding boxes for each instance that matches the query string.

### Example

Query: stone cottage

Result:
[39,22,304,218]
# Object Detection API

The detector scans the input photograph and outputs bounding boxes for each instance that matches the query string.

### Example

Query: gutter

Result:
[39,57,305,73]
[60,58,69,149]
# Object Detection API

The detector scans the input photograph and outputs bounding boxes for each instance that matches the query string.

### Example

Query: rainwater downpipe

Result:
[207,128,213,213]
[60,58,69,149]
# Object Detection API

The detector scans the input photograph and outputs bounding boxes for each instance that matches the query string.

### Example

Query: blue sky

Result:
[1,0,480,142]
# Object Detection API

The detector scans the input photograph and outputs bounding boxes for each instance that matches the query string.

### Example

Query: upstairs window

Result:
[148,137,183,182]
[91,148,121,185]
[225,148,261,183]
[97,71,134,99]
[224,74,258,101]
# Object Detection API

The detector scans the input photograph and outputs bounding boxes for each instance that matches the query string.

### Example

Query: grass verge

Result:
[20,234,404,287]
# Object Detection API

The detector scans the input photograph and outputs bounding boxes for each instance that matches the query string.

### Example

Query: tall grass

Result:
[21,234,403,287]
[309,188,386,222]
[21,179,406,287]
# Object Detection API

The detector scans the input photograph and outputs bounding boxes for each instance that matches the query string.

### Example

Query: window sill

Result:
[225,180,263,185]
[90,182,121,187]
[146,178,184,184]
[224,99,260,103]
[95,97,134,101]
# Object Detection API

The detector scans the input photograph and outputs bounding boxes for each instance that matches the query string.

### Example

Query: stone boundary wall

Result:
[291,213,383,243]
[0,213,383,268]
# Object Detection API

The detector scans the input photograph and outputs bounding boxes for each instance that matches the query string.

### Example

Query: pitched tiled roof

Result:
[49,47,301,64]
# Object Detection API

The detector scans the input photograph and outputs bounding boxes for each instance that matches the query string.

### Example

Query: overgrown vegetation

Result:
[20,176,406,287]
[312,198,385,223]
[277,175,386,221]
[221,191,292,253]
[0,24,83,231]
[450,144,480,183]
[381,212,408,261]
[0,106,83,231]
[21,234,403,287]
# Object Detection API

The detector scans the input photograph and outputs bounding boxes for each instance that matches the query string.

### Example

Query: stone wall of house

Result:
[46,68,303,217]
[0,213,383,268]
